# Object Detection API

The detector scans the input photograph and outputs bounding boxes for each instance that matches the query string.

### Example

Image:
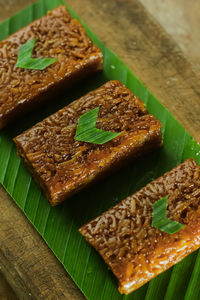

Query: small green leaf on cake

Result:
[152,196,184,234]
[75,107,121,145]
[16,38,57,70]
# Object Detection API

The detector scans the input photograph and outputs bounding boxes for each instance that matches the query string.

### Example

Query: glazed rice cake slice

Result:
[79,158,200,294]
[14,80,162,206]
[0,5,103,128]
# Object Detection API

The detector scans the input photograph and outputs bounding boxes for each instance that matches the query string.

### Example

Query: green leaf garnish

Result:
[75,107,122,144]
[152,196,184,234]
[16,38,57,70]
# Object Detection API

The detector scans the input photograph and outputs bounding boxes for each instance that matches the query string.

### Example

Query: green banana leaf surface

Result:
[1,0,200,299]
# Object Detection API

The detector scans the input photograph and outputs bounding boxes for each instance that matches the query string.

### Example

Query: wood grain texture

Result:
[140,0,200,72]
[0,272,17,300]
[0,0,200,299]
[0,185,85,300]
[67,0,200,142]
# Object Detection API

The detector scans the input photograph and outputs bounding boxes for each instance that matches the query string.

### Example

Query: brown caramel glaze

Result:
[14,80,162,206]
[0,5,103,128]
[79,158,200,294]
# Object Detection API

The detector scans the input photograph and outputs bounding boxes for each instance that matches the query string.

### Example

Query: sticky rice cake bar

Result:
[0,5,103,128]
[79,158,200,294]
[14,80,162,206]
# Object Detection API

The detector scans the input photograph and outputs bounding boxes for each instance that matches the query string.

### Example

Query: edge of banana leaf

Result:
[0,0,200,299]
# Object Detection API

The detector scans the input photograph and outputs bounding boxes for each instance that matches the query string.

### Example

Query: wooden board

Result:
[0,272,16,300]
[139,0,200,72]
[0,0,200,299]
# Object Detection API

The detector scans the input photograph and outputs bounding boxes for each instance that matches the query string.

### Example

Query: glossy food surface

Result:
[0,5,103,128]
[80,158,200,294]
[14,80,162,205]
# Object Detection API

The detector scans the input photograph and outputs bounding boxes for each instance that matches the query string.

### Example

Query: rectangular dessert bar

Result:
[0,5,103,128]
[14,80,162,206]
[79,158,200,294]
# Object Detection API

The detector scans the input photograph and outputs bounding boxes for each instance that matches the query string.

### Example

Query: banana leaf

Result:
[1,0,200,299]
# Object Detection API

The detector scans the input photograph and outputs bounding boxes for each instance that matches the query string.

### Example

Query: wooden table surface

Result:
[140,0,200,73]
[0,0,200,299]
